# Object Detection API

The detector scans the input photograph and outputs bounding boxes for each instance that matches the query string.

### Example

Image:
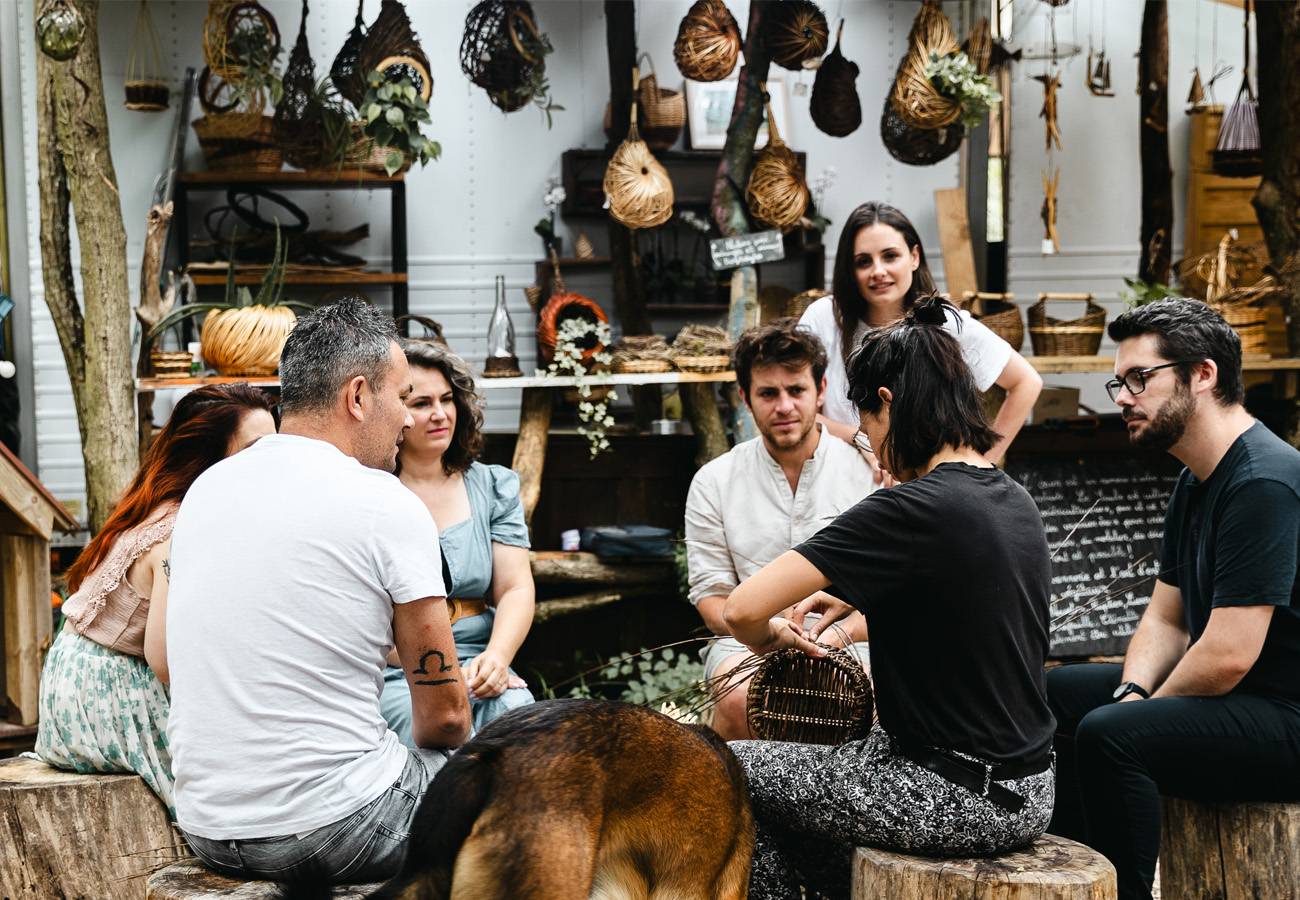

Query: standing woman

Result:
[34,384,277,814]
[724,297,1055,899]
[800,202,1041,475]
[380,342,535,741]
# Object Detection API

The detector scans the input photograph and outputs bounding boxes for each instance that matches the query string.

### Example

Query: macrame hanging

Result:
[1212,0,1260,177]
[747,87,809,232]
[1083,0,1113,97]
[125,0,169,111]
[330,0,368,110]
[274,0,324,169]
[459,0,545,112]
[810,20,861,138]
[673,0,741,82]
[891,0,961,130]
[766,0,829,71]
[603,67,674,230]
[360,0,432,102]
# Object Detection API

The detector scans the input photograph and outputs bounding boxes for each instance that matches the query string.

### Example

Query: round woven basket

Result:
[1027,294,1106,357]
[766,0,829,71]
[603,56,685,152]
[192,113,283,172]
[961,291,1023,351]
[746,96,809,232]
[604,71,675,230]
[673,0,741,82]
[810,21,861,137]
[747,646,874,745]
[460,0,546,112]
[890,0,962,130]
[204,1,280,84]
[201,305,297,376]
[615,357,674,374]
[672,354,731,374]
[880,94,963,166]
[361,0,432,103]
[786,287,830,319]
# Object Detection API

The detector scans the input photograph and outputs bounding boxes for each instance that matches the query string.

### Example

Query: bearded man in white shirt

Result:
[686,318,876,740]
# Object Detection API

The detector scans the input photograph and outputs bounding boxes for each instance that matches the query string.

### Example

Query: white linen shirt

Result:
[685,425,876,605]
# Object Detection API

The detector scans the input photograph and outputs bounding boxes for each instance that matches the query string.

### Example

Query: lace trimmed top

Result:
[61,503,177,657]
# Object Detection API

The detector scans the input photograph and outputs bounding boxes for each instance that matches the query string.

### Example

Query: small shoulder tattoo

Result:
[161,558,171,580]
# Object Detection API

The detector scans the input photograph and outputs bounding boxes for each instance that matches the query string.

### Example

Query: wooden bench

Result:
[0,757,185,899]
[1161,797,1300,898]
[146,862,380,899]
[853,834,1116,899]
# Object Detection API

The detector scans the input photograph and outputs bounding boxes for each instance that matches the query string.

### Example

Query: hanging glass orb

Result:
[37,0,87,62]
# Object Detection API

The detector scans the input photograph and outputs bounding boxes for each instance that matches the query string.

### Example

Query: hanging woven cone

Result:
[274,0,325,169]
[747,89,809,231]
[360,0,432,101]
[1186,68,1205,110]
[604,68,675,230]
[766,0,829,71]
[330,0,368,109]
[673,0,741,82]
[964,16,992,75]
[891,0,961,130]
[810,20,860,137]
[460,0,549,112]
[880,94,963,166]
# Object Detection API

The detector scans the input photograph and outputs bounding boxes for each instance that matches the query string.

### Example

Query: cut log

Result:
[853,834,1116,899]
[531,550,674,587]
[533,588,664,624]
[0,757,185,900]
[1160,797,1300,899]
[680,381,729,466]
[146,861,379,899]
[511,387,553,528]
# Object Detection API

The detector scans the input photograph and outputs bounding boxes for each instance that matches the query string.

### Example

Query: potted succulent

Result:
[360,70,441,176]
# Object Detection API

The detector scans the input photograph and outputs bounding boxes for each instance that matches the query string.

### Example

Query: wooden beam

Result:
[934,188,980,299]
[531,551,674,587]
[1,534,51,725]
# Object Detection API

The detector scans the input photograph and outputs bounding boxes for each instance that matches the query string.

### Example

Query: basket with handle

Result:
[395,314,449,347]
[1028,292,1106,357]
[961,291,1023,351]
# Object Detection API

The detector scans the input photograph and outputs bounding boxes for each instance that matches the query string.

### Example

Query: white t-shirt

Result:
[798,295,1013,426]
[165,434,446,840]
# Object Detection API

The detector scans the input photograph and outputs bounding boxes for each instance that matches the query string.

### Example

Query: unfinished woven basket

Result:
[1028,294,1106,357]
[786,287,830,319]
[192,112,283,172]
[746,95,809,232]
[604,70,675,230]
[360,0,432,102]
[329,0,368,109]
[766,0,829,71]
[611,335,674,374]
[201,305,297,376]
[1178,234,1270,302]
[460,0,546,112]
[891,0,961,130]
[961,291,1023,351]
[673,0,741,82]
[747,646,874,745]
[810,20,861,137]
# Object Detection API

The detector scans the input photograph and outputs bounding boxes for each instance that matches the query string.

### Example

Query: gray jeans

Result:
[183,748,448,884]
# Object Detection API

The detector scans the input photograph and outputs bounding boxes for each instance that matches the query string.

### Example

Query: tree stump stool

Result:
[853,834,1116,899]
[146,861,381,898]
[1161,797,1300,898]
[0,757,186,899]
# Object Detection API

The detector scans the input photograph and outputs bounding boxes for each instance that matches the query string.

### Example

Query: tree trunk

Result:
[36,0,137,531]
[1137,0,1172,284]
[1252,1,1300,358]
[711,1,774,237]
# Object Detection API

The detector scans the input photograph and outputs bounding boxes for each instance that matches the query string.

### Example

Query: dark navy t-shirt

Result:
[1159,421,1300,701]
[795,462,1055,764]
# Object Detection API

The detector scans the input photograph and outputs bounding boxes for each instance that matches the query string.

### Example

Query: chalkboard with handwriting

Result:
[1006,454,1182,657]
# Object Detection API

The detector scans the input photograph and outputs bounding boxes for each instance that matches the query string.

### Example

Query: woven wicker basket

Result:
[672,354,731,374]
[192,113,282,172]
[1215,300,1271,356]
[890,0,962,130]
[747,646,874,745]
[614,357,673,374]
[149,350,194,379]
[201,305,297,375]
[961,291,1023,351]
[1028,293,1105,357]
[786,288,830,320]
[673,0,740,82]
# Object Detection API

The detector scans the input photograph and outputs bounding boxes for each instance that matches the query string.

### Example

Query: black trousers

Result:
[1046,663,1300,900]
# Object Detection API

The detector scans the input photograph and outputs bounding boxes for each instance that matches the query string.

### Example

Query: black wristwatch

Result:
[1112,681,1150,702]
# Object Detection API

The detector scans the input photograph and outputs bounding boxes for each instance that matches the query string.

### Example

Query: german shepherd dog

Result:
[366,699,753,900]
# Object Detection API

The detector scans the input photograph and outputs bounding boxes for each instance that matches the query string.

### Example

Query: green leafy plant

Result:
[1120,278,1182,308]
[361,71,441,176]
[924,51,1001,129]
[226,18,283,110]
[533,177,566,251]
[489,30,564,128]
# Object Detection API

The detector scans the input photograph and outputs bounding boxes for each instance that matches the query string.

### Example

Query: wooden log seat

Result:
[0,757,186,899]
[1160,797,1300,899]
[852,834,1117,899]
[146,861,380,899]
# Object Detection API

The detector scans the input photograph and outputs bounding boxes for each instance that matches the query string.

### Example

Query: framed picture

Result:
[685,78,789,151]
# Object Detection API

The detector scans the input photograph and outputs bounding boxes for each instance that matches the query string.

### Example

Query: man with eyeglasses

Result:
[1045,299,1300,900]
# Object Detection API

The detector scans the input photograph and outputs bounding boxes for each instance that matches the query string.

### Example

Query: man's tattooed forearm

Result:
[412,649,457,686]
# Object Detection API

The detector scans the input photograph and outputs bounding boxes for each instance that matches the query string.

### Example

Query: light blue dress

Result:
[381,463,534,743]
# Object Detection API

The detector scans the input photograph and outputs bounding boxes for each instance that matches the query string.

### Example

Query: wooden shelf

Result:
[177,169,403,187]
[187,271,407,286]
[138,370,736,392]
[1028,356,1300,374]
[647,303,729,314]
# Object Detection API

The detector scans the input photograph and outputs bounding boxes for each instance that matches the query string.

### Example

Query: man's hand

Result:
[745,616,828,658]
[465,649,511,699]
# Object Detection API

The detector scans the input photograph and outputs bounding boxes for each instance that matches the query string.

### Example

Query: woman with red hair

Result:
[33,384,275,814]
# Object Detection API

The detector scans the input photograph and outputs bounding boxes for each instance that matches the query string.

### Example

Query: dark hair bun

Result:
[909,294,954,327]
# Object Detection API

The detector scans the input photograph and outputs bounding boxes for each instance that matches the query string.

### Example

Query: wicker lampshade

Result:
[810,20,860,137]
[766,0,829,71]
[604,71,675,230]
[746,96,808,232]
[673,0,741,82]
[201,305,297,376]
[890,0,962,130]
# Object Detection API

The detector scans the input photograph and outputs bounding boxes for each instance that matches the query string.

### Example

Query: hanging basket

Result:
[746,94,809,233]
[200,305,297,376]
[890,0,962,130]
[880,94,963,166]
[810,20,861,137]
[360,0,432,102]
[1028,293,1106,357]
[673,0,741,82]
[125,81,170,112]
[125,0,169,111]
[765,0,829,72]
[604,54,685,151]
[204,1,281,85]
[960,291,1023,351]
[747,647,874,745]
[192,112,283,172]
[274,0,325,170]
[330,0,369,110]
[1212,77,1261,177]
[394,314,449,347]
[605,70,675,230]
[460,0,544,111]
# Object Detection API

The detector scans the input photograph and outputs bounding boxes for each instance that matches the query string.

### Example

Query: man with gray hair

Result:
[166,297,471,883]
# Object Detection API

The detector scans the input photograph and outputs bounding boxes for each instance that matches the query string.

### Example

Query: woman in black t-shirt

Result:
[723,296,1055,899]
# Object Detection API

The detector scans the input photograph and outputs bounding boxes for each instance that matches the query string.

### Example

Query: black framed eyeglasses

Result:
[1104,360,1198,402]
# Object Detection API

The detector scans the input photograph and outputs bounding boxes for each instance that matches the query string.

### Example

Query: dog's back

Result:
[374,699,753,900]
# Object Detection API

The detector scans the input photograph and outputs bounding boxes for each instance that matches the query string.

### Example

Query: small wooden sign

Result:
[709,231,785,271]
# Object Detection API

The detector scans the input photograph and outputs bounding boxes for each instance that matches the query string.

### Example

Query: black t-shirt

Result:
[1160,421,1300,702]
[795,462,1055,763]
